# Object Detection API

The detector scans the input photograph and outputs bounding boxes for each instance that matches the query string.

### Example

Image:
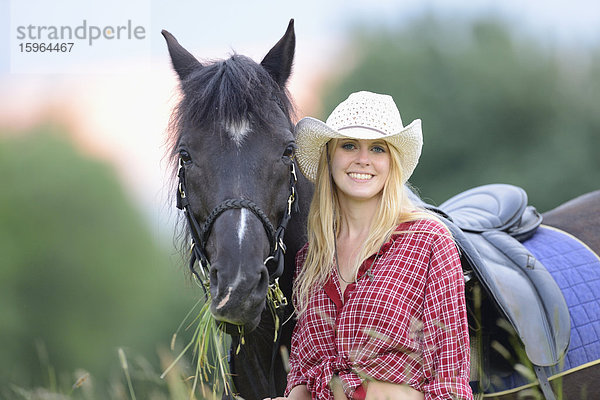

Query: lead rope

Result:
[268,305,286,397]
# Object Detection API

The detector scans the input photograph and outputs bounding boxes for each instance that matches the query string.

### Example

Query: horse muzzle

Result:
[208,259,269,331]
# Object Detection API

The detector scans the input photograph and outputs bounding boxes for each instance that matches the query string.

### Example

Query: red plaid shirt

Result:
[285,219,472,399]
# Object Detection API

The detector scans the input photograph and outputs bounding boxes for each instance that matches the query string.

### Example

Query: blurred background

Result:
[1,0,599,398]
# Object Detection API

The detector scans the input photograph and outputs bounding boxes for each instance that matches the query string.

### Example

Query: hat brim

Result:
[295,116,423,183]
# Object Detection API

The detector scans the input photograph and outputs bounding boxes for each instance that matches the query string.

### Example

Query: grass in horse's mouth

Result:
[161,294,239,398]
[161,278,285,398]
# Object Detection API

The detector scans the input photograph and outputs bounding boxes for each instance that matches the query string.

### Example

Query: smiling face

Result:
[329,138,391,207]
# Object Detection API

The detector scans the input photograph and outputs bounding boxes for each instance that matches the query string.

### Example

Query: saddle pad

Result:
[497,225,600,389]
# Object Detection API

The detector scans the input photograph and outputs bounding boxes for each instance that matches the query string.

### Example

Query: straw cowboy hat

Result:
[295,91,423,183]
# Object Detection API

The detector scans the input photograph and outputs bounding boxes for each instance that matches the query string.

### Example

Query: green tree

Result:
[0,125,196,397]
[319,15,600,211]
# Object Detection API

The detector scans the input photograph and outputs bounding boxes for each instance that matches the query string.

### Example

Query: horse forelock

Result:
[165,53,296,255]
[167,54,293,155]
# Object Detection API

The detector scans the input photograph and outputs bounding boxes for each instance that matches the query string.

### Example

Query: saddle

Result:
[416,184,570,398]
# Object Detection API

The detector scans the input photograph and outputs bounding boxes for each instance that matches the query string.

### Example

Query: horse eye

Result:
[180,150,192,164]
[282,144,296,159]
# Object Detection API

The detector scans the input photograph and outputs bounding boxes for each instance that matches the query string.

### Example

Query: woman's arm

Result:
[330,378,424,400]
[263,384,311,400]
[365,381,424,400]
[288,384,311,400]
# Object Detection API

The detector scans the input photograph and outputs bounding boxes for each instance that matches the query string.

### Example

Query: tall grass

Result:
[4,344,219,400]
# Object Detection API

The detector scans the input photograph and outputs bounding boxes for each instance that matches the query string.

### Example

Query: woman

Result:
[269,91,472,399]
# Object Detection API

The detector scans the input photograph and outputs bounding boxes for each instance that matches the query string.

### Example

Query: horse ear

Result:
[161,29,202,81]
[261,19,295,87]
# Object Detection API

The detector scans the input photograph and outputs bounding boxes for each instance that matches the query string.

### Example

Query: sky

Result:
[1,0,599,239]
[3,0,600,73]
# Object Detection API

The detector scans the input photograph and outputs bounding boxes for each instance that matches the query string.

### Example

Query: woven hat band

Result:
[337,125,388,136]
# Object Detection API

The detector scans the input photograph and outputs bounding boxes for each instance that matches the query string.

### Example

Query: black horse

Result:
[162,20,311,399]
[162,19,600,400]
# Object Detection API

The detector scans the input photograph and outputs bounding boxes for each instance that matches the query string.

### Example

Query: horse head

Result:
[163,20,297,332]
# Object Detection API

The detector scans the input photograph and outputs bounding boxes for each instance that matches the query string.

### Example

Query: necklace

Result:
[326,151,382,284]
[334,252,355,284]
[333,231,384,284]
[332,220,353,283]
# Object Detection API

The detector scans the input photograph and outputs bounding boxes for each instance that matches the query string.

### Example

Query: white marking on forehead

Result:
[238,208,248,248]
[226,119,251,147]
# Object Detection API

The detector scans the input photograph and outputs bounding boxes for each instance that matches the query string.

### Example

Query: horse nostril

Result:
[210,266,218,287]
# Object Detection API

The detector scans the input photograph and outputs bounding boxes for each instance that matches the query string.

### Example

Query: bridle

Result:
[175,156,297,396]
[175,156,298,305]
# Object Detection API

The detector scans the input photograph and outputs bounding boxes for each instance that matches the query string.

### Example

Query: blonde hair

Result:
[293,140,441,316]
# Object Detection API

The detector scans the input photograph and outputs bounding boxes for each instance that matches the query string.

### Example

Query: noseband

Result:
[175,157,298,300]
